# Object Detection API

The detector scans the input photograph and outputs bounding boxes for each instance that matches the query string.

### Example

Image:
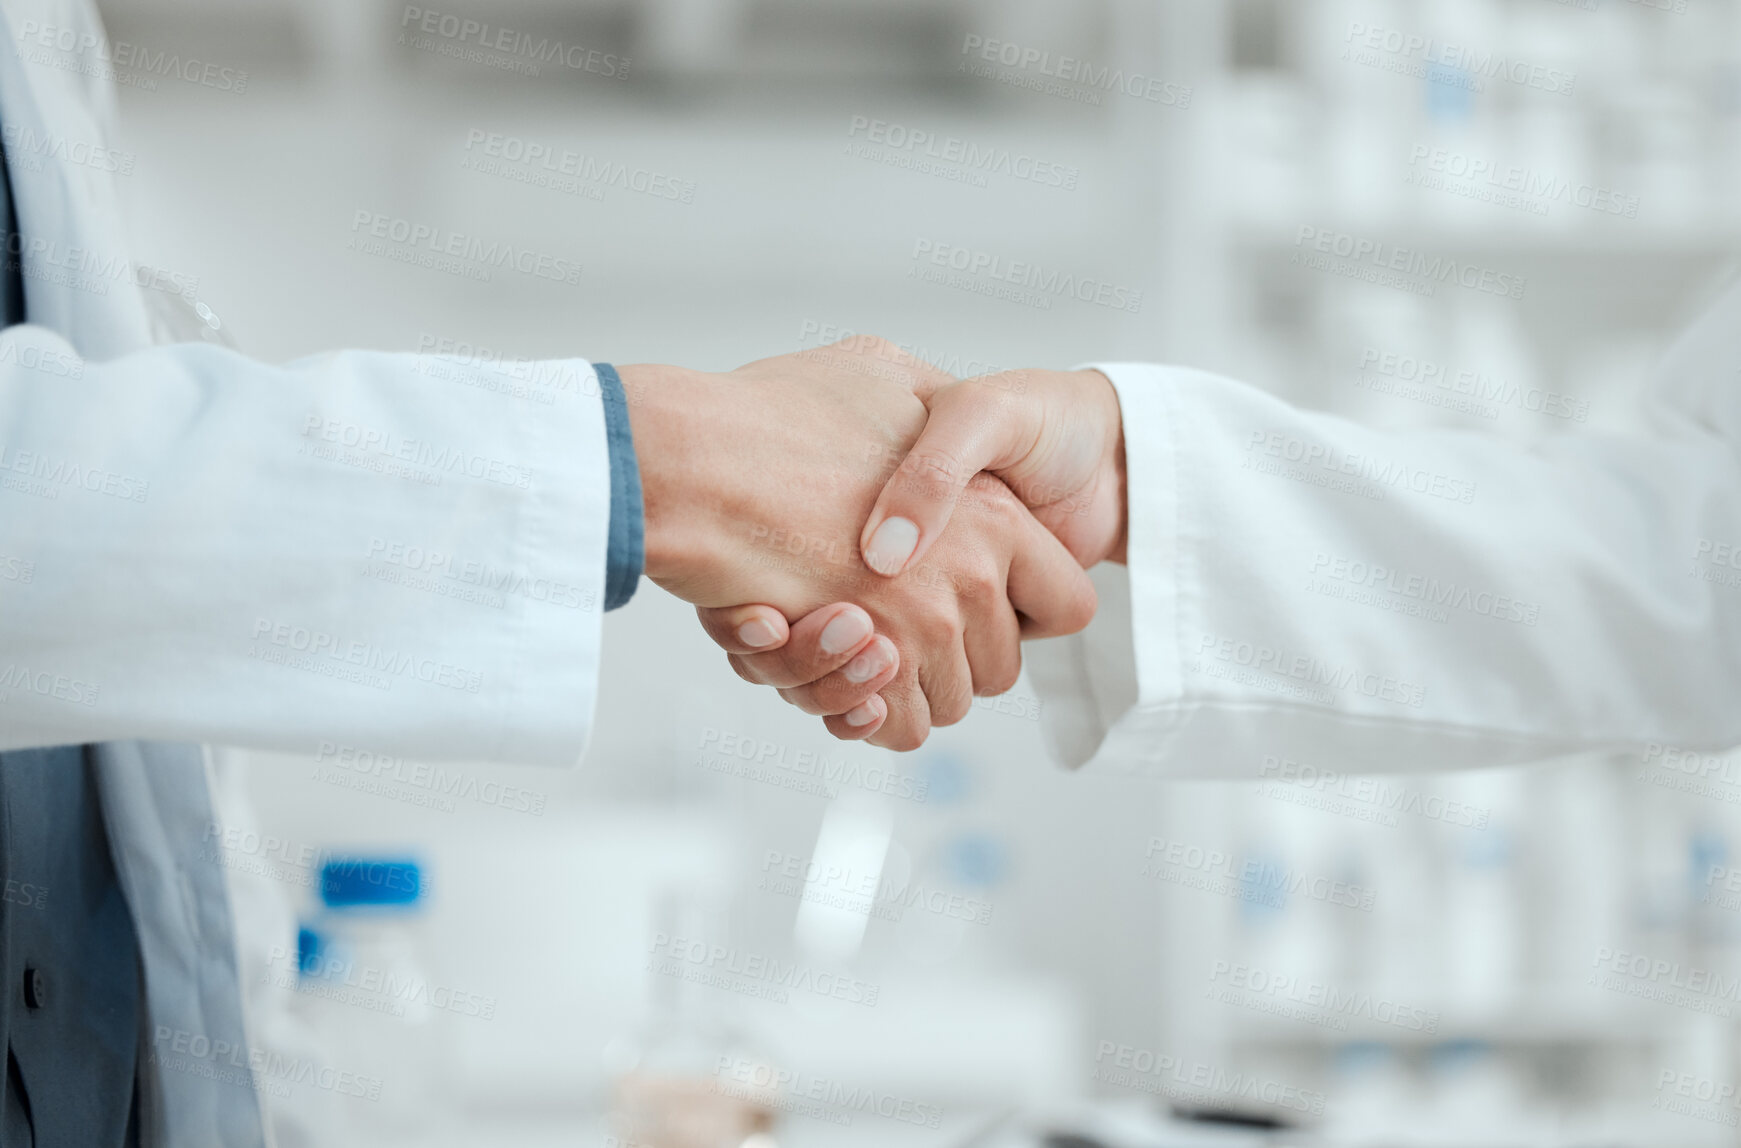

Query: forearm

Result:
[1,332,609,762]
[1032,362,1741,775]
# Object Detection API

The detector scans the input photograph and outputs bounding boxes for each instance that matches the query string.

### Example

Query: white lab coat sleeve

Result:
[0,326,611,765]
[1026,299,1741,778]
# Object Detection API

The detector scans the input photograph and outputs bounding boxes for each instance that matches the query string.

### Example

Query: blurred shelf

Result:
[1221,986,1704,1047]
[1232,221,1741,260]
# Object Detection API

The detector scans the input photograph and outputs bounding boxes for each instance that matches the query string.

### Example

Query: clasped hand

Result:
[620,336,1125,750]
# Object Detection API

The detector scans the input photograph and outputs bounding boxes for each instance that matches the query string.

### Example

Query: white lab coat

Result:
[8,0,1741,1134]
[1030,289,1741,777]
[0,0,610,1141]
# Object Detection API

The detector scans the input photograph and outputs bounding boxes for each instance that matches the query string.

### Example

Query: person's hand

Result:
[621,341,1097,750]
[859,369,1128,575]
[694,601,897,742]
[705,369,1127,743]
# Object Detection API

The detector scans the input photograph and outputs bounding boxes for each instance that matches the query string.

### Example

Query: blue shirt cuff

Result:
[594,363,643,611]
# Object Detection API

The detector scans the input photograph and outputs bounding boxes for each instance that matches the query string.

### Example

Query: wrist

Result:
[1097,371,1128,565]
[618,362,727,590]
[1075,368,1127,566]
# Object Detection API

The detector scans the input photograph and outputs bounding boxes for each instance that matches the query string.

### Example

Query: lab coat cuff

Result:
[1092,364,1186,715]
[467,355,613,765]
[594,363,645,611]
[1020,363,1188,771]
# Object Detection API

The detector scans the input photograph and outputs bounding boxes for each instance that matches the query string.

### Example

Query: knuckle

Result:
[779,686,825,716]
[1072,592,1098,632]
[809,675,867,713]
[978,660,1020,698]
[914,605,964,650]
[826,716,866,742]
[1062,580,1098,633]
[780,643,823,682]
[962,561,1001,605]
[926,673,974,728]
[931,691,972,728]
[879,725,925,752]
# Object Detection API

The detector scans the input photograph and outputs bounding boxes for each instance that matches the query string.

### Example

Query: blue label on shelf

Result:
[318,857,425,908]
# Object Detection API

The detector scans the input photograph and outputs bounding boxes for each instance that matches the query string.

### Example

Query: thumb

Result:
[860,380,1038,577]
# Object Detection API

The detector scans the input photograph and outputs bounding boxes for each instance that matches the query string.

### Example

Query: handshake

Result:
[620,335,1128,751]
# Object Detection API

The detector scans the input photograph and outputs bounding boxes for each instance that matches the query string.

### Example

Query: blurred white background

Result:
[92,0,1741,1144]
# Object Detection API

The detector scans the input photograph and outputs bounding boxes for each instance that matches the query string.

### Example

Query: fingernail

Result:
[864,517,920,575]
[843,640,892,683]
[844,700,880,727]
[819,610,873,656]
[737,618,781,649]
